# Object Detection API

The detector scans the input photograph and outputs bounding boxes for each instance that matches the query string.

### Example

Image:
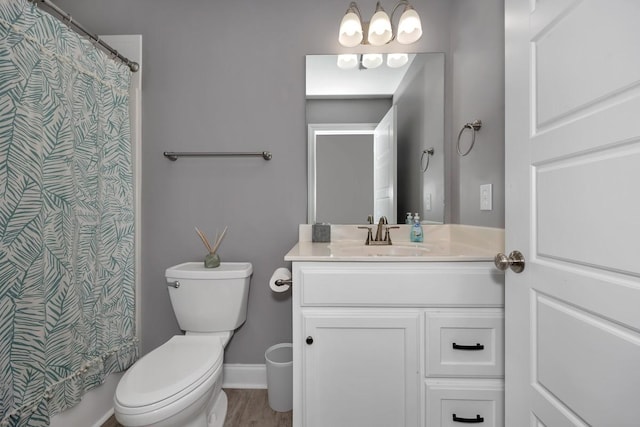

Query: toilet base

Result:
[207,389,228,427]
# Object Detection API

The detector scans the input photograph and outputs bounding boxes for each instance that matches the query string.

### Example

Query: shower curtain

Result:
[0,1,137,426]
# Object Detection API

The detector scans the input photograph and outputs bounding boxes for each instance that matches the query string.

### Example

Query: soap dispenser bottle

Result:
[405,212,413,224]
[410,213,424,242]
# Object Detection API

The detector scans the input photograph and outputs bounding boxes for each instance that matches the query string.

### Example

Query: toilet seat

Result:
[115,335,223,416]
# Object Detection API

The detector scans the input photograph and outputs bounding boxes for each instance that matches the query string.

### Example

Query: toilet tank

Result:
[165,262,252,333]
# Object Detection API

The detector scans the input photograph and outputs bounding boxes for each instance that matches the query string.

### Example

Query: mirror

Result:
[306,53,445,225]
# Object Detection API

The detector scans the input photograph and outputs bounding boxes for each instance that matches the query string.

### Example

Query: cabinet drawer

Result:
[296,263,504,307]
[425,379,504,427]
[425,310,504,377]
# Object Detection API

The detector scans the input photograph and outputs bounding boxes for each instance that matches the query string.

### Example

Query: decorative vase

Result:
[204,253,220,268]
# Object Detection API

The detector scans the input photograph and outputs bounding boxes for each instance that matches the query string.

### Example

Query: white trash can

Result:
[264,343,293,412]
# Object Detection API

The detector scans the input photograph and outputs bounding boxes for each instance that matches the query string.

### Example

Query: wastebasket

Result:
[264,343,293,412]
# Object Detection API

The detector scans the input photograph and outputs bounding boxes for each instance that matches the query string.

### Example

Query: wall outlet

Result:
[480,184,492,211]
[424,193,432,211]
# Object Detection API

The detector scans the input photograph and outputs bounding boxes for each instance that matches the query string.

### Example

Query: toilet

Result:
[114,262,252,427]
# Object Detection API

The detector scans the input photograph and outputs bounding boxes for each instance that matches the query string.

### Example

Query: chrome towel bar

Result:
[164,151,272,161]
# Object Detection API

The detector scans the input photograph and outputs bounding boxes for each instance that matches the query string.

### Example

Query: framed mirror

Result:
[306,53,445,225]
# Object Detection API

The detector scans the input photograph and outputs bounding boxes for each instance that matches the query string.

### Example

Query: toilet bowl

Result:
[115,336,224,427]
[114,262,252,427]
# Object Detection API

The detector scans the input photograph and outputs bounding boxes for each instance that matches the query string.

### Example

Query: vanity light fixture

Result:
[368,3,393,45]
[338,0,423,47]
[386,52,408,68]
[338,4,364,47]
[336,53,409,70]
[337,54,359,69]
[362,53,383,68]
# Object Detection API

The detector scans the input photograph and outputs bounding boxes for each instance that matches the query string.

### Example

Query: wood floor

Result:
[225,389,292,427]
[102,388,292,427]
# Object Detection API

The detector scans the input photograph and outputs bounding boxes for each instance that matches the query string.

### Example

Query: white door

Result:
[373,106,397,223]
[505,1,640,426]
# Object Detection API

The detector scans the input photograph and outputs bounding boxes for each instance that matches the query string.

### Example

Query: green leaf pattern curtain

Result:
[0,1,137,425]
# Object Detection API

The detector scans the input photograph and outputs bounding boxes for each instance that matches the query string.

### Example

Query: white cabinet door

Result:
[302,310,420,427]
[505,0,640,425]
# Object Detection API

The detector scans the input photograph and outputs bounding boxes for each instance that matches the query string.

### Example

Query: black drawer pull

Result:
[453,414,484,423]
[452,342,484,350]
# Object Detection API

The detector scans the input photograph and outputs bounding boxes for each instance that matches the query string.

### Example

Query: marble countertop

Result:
[284,224,504,262]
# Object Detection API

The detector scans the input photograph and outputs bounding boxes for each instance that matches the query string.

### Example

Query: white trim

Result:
[307,123,377,224]
[223,364,268,389]
[91,409,115,427]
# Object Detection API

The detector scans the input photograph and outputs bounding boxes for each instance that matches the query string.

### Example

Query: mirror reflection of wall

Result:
[316,132,374,224]
[306,53,445,225]
[394,54,444,224]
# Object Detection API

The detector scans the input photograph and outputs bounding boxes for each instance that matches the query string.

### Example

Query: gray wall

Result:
[307,98,390,224]
[449,0,505,227]
[57,0,456,363]
[316,134,374,223]
[55,0,455,364]
[306,98,391,124]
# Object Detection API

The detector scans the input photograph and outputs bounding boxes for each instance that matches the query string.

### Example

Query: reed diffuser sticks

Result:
[210,227,227,255]
[195,226,228,268]
[195,227,213,253]
[195,226,227,255]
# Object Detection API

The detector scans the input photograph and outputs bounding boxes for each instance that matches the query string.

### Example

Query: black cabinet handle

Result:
[452,342,484,350]
[306,336,313,345]
[453,414,484,423]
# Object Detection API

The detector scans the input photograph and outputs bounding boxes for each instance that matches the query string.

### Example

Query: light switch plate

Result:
[480,184,492,211]
[424,193,432,211]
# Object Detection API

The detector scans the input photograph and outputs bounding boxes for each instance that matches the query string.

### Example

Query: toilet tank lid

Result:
[165,262,253,280]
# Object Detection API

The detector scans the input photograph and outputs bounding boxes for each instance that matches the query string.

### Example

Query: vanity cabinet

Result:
[291,262,505,427]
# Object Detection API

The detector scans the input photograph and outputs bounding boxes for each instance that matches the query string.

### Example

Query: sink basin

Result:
[329,243,432,257]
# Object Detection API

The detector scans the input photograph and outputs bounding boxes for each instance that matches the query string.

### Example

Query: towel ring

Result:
[457,120,482,156]
[421,147,435,172]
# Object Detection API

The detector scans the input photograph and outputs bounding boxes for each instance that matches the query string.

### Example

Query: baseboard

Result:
[93,408,114,427]
[222,363,267,389]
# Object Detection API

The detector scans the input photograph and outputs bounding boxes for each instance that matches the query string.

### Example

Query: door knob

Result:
[494,250,525,273]
[306,336,314,345]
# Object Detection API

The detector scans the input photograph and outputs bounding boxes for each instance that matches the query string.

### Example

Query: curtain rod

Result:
[29,0,139,72]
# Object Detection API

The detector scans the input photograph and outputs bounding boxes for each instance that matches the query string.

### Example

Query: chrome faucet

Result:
[374,216,388,242]
[358,216,399,246]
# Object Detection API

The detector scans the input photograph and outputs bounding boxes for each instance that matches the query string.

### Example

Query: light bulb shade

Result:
[397,6,422,44]
[338,10,363,47]
[362,53,383,69]
[387,53,409,68]
[367,5,392,46]
[337,54,359,69]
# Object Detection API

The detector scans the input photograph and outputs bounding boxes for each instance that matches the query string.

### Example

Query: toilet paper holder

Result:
[274,278,292,287]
